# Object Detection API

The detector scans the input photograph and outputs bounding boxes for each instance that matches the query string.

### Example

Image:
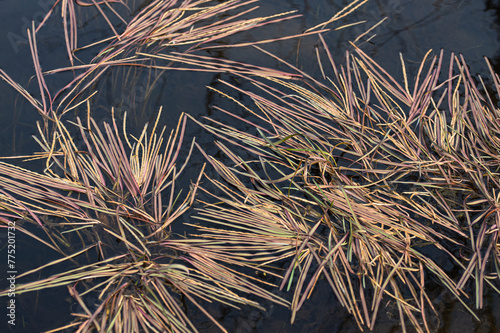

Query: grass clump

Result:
[0,107,287,332]
[184,42,500,332]
[2,0,499,332]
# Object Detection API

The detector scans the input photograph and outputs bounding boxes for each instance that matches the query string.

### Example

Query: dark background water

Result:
[1,0,500,332]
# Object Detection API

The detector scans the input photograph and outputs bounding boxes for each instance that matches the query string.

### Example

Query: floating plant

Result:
[181,42,500,331]
[2,0,498,332]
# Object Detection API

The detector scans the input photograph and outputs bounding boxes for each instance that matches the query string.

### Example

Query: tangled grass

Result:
[2,0,499,332]
[183,42,500,331]
[0,1,315,331]
[0,107,288,332]
[0,0,311,130]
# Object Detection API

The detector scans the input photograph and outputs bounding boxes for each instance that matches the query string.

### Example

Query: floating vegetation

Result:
[0,0,308,128]
[0,1,307,331]
[0,107,287,332]
[184,42,500,331]
[1,0,499,332]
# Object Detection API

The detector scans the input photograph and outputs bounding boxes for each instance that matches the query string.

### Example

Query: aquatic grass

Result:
[0,0,310,127]
[2,0,498,331]
[0,2,371,331]
[188,143,461,331]
[0,108,196,271]
[15,254,271,332]
[182,41,500,331]
[1,107,195,233]
[35,0,128,66]
[0,109,292,332]
[0,0,397,331]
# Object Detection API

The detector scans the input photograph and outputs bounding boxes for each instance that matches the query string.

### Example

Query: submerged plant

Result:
[182,42,500,331]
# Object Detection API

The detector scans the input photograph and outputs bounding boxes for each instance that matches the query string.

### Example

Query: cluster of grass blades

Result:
[0,1,345,332]
[178,41,500,332]
[0,107,288,332]
[0,0,313,130]
[4,0,499,332]
[0,3,309,328]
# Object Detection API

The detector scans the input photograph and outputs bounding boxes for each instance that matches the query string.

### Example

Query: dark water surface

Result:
[1,0,500,332]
